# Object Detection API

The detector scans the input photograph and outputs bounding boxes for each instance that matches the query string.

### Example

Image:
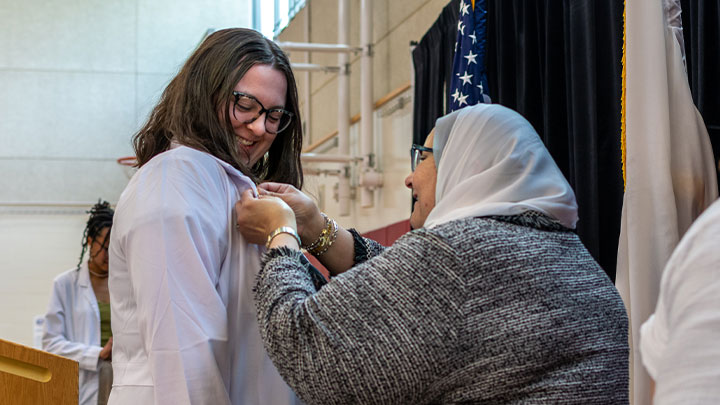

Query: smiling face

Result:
[405,130,437,229]
[227,64,288,166]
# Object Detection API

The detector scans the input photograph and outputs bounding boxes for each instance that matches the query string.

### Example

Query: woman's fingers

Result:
[236,189,298,246]
[240,188,256,203]
[258,181,291,194]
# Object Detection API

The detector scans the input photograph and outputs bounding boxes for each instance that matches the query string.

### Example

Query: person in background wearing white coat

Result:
[640,197,720,404]
[43,200,115,405]
[108,28,303,405]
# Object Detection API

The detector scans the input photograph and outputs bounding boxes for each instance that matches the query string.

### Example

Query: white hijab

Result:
[424,103,579,229]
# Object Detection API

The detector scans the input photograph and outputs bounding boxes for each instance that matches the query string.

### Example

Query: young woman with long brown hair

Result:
[108,28,302,405]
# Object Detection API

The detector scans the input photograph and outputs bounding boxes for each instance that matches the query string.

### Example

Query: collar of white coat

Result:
[169,142,258,196]
[77,261,91,288]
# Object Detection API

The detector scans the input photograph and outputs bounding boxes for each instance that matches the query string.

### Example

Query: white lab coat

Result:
[108,145,296,405]
[640,198,720,404]
[42,262,102,405]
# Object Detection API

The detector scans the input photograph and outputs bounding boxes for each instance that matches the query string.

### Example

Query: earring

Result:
[263,152,269,166]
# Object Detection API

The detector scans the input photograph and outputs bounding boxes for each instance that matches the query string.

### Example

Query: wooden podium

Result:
[0,338,78,405]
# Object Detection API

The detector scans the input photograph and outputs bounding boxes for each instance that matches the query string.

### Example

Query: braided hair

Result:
[77,200,115,270]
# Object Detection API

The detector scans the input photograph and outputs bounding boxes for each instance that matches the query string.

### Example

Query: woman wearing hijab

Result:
[235,103,629,404]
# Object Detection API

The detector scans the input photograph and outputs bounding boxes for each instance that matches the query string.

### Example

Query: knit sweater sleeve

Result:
[254,230,463,405]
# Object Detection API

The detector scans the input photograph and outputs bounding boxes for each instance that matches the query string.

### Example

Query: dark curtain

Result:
[412,0,460,145]
[485,0,624,279]
[412,0,720,280]
[681,0,720,188]
[412,0,624,279]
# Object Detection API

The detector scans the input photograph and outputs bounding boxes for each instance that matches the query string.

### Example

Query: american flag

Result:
[449,0,489,112]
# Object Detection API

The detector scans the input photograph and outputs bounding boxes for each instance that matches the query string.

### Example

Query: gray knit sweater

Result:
[254,216,629,404]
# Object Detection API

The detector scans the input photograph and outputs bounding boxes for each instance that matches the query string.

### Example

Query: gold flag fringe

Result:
[621,1,627,189]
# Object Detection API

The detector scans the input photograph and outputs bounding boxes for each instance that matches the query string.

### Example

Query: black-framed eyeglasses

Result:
[410,144,433,172]
[232,91,294,135]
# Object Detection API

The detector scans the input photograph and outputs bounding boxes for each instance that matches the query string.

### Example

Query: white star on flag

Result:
[457,93,469,106]
[469,32,477,44]
[464,50,477,65]
[449,0,488,112]
[460,2,470,16]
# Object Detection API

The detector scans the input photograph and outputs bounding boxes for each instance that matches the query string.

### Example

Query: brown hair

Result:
[133,28,303,188]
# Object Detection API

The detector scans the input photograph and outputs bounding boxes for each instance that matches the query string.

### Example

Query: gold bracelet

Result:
[303,213,338,256]
[303,213,330,251]
[311,218,337,256]
[266,226,301,249]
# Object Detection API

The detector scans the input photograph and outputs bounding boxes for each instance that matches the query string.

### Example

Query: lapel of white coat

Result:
[78,262,100,322]
[212,156,257,197]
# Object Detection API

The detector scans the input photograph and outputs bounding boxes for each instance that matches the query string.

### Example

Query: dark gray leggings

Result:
[97,359,113,405]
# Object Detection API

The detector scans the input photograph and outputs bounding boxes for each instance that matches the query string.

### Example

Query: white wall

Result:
[0,212,88,346]
[0,0,452,346]
[0,0,252,346]
[276,0,449,231]
[302,97,415,233]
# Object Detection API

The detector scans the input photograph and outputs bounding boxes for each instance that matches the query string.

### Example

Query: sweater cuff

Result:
[260,246,328,290]
[348,228,369,264]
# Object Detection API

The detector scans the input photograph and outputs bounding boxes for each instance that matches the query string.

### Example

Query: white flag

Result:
[616,0,718,404]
